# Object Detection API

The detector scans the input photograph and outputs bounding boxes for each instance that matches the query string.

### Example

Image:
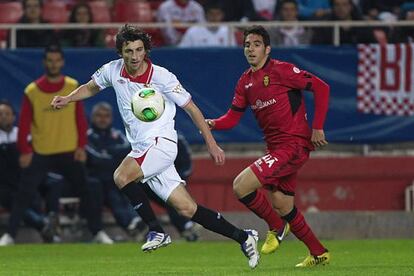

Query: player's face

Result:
[92,108,112,130]
[0,104,15,131]
[44,52,64,78]
[244,34,271,69]
[121,40,147,74]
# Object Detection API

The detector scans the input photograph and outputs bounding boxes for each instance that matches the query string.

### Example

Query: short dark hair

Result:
[243,25,271,47]
[44,44,64,59]
[0,99,15,115]
[278,0,298,10]
[115,24,152,55]
[69,3,93,23]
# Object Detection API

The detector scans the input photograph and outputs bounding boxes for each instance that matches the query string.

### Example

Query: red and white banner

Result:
[357,44,414,116]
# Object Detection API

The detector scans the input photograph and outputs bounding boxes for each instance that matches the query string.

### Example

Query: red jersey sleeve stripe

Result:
[309,76,330,129]
[230,104,247,112]
[17,95,33,154]
[75,101,88,148]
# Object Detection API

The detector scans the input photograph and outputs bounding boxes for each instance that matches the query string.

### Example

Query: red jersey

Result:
[230,59,328,151]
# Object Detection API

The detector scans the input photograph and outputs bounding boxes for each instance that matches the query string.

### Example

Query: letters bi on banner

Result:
[357,44,414,116]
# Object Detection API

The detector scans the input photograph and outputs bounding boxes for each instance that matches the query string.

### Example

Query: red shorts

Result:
[249,143,310,195]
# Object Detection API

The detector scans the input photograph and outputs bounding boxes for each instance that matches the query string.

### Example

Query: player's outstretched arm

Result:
[206,109,243,131]
[51,80,100,109]
[183,100,225,165]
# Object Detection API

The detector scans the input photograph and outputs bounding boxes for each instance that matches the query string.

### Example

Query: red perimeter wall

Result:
[178,156,414,211]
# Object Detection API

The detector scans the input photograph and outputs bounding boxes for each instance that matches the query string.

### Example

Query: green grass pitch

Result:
[0,240,413,275]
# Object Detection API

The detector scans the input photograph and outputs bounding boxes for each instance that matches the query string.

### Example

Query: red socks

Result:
[239,190,284,231]
[282,206,326,255]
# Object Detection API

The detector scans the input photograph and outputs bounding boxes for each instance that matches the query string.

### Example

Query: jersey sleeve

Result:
[162,71,192,107]
[91,63,112,90]
[230,77,248,112]
[277,62,314,91]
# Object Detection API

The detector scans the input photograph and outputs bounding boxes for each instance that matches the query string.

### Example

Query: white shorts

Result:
[128,137,184,201]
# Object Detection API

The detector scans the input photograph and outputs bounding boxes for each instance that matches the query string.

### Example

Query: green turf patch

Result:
[0,240,413,275]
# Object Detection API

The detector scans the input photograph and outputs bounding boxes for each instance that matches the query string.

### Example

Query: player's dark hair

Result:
[243,25,271,47]
[43,44,64,59]
[115,24,152,55]
[0,99,16,115]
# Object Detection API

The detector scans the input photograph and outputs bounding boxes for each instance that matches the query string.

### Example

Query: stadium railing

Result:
[1,20,414,49]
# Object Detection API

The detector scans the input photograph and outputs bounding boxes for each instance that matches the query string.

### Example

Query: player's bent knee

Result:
[175,201,197,218]
[232,176,251,198]
[232,175,243,194]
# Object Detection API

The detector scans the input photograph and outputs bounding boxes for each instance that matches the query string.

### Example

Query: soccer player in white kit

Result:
[51,25,260,269]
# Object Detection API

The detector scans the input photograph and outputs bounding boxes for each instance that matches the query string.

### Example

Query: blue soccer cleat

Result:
[241,229,260,269]
[141,231,171,252]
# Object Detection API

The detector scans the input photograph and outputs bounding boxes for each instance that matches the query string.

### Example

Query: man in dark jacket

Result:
[86,102,199,241]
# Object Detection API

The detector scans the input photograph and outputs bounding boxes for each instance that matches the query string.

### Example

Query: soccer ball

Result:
[131,87,165,122]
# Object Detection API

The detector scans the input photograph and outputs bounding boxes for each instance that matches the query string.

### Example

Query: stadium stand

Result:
[113,0,154,23]
[0,1,23,47]
[42,1,69,23]
[88,0,111,23]
[111,0,165,46]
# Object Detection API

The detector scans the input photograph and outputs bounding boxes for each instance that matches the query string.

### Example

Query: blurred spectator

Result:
[251,0,278,20]
[220,0,265,21]
[0,45,91,246]
[311,0,375,45]
[85,102,144,242]
[179,2,236,47]
[393,8,414,43]
[142,132,200,241]
[86,102,199,241]
[157,0,206,45]
[297,0,330,19]
[359,0,403,20]
[0,100,58,245]
[61,3,104,47]
[12,0,58,48]
[268,0,312,46]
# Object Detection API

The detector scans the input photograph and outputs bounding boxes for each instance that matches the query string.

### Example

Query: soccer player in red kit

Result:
[207,25,330,267]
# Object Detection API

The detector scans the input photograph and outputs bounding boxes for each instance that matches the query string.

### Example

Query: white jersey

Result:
[179,26,237,48]
[91,59,191,154]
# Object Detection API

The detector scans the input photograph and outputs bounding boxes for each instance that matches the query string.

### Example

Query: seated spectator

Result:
[220,0,265,21]
[85,102,144,243]
[0,100,58,245]
[268,0,312,46]
[393,8,414,43]
[359,0,403,20]
[297,0,330,20]
[157,0,205,45]
[61,3,104,48]
[142,131,200,241]
[85,102,199,242]
[311,0,375,45]
[13,0,58,48]
[179,3,236,47]
[251,0,278,20]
